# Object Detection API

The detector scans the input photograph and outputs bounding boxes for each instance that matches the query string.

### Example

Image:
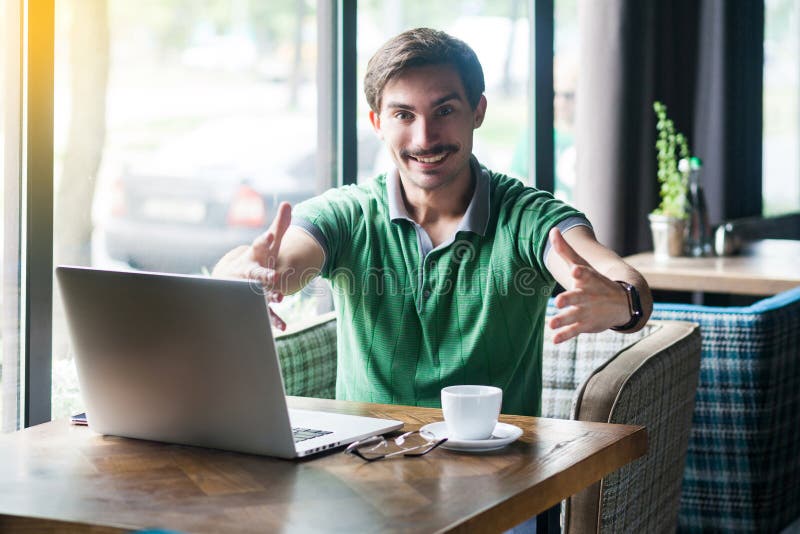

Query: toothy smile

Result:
[410,152,448,163]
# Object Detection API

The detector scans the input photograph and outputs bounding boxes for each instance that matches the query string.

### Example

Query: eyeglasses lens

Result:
[348,430,442,461]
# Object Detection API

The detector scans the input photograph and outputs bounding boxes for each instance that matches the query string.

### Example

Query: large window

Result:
[51,0,326,419]
[763,0,799,215]
[18,0,553,425]
[355,1,530,183]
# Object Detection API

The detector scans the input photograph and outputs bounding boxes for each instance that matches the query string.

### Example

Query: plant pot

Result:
[649,213,686,259]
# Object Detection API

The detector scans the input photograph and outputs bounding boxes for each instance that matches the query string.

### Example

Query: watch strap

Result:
[611,281,643,331]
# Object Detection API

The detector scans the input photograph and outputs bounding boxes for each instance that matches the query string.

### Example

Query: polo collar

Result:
[386,155,490,236]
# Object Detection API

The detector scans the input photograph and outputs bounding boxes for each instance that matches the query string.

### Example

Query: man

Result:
[213,28,652,416]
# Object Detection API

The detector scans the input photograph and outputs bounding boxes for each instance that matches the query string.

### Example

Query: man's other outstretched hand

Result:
[547,228,633,344]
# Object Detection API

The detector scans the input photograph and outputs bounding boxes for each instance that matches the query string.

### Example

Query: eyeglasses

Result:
[344,429,447,462]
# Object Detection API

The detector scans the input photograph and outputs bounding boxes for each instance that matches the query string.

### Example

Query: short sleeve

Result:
[291,186,362,278]
[506,188,591,284]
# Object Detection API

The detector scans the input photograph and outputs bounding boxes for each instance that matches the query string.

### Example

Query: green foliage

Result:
[652,101,690,219]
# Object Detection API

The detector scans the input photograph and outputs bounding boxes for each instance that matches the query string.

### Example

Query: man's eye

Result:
[437,106,454,116]
[395,111,413,120]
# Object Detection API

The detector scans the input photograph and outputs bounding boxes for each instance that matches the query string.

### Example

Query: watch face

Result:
[628,283,642,317]
[613,281,642,331]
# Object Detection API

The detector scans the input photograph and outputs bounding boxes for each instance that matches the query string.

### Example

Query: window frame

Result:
[24,0,55,427]
[531,0,554,192]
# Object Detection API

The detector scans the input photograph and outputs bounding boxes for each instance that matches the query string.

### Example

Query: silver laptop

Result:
[56,266,402,459]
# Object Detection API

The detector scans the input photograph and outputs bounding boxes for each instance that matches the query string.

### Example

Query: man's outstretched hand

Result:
[547,228,632,344]
[212,202,293,331]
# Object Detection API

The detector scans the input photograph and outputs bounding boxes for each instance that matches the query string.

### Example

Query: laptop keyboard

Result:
[292,427,333,443]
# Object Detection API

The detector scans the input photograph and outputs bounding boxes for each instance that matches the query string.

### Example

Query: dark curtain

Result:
[574,0,763,255]
[694,0,765,223]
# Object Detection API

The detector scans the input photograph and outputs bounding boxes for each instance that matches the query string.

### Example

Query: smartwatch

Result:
[611,281,643,331]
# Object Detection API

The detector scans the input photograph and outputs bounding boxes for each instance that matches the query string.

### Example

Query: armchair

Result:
[541,318,701,533]
[651,285,800,532]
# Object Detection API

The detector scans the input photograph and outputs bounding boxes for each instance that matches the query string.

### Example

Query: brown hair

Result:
[363,28,485,113]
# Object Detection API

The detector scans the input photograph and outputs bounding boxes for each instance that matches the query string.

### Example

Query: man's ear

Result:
[473,95,487,129]
[369,110,383,139]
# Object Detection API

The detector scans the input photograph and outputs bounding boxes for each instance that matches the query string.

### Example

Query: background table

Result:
[0,397,646,533]
[624,239,800,296]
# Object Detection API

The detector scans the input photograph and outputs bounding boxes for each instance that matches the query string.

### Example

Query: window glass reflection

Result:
[52,0,323,419]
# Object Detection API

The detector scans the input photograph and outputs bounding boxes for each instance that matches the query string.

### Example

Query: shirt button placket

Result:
[424,256,436,300]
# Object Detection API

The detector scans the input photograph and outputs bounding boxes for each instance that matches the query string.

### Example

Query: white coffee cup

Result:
[441,385,503,440]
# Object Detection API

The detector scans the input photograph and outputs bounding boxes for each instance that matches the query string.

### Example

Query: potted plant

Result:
[649,101,690,258]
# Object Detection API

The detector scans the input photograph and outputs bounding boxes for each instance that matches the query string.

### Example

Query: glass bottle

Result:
[684,157,713,256]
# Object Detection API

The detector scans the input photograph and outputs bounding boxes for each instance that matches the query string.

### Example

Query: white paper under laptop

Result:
[56,266,402,459]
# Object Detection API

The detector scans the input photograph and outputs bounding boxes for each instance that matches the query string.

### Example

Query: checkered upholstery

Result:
[651,286,800,533]
[274,311,337,399]
[540,310,655,419]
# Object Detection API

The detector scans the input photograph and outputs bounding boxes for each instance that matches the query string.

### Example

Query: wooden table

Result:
[0,397,646,534]
[625,239,800,296]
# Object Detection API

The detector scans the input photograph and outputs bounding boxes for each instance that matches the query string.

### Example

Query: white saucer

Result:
[420,421,523,452]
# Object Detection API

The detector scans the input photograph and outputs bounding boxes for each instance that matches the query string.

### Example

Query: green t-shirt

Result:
[293,158,589,416]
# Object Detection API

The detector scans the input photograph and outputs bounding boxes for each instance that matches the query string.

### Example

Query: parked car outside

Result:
[96,118,382,274]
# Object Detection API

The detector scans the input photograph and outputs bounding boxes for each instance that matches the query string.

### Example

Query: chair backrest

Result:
[274,311,337,399]
[651,285,800,533]
[541,325,655,420]
[542,320,702,534]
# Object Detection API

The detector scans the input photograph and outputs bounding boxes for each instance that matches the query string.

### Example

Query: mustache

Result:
[401,144,458,158]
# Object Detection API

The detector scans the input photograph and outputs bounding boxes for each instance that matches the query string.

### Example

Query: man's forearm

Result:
[273,229,324,295]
